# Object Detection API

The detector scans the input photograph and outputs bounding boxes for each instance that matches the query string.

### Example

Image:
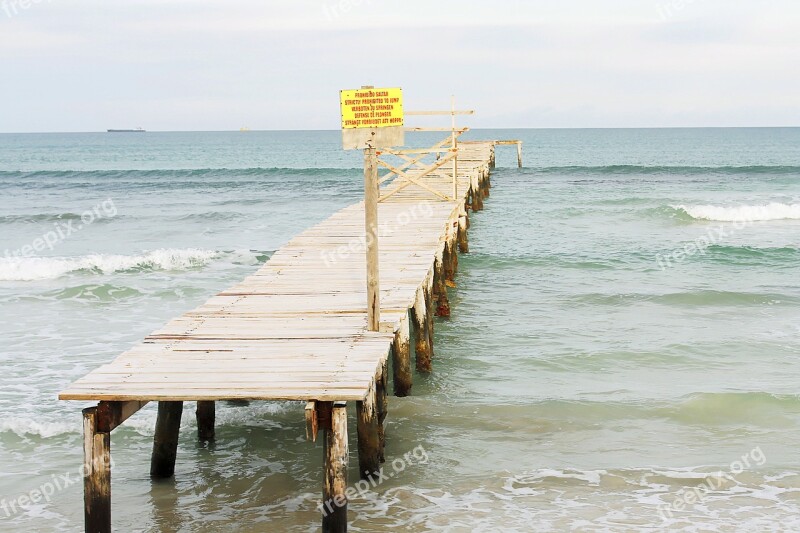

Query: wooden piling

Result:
[458,215,469,253]
[472,185,484,211]
[196,401,215,441]
[433,247,451,317]
[83,407,111,533]
[322,402,348,533]
[150,401,183,479]
[356,382,381,479]
[446,231,458,282]
[392,313,412,397]
[413,277,434,372]
[375,359,388,462]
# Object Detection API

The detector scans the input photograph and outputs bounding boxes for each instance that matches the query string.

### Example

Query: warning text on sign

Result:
[340,88,404,129]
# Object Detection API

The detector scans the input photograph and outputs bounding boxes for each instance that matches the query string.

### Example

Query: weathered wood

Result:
[356,381,380,478]
[375,359,388,462]
[150,401,183,479]
[451,96,459,201]
[413,282,434,372]
[458,215,469,253]
[392,314,412,397]
[196,401,215,441]
[472,185,484,211]
[306,401,319,442]
[433,248,451,318]
[83,407,111,533]
[96,400,147,433]
[364,146,380,332]
[322,402,348,533]
[405,110,474,116]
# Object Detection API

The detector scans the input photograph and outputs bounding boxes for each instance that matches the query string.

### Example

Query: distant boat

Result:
[107,127,146,133]
[240,127,251,132]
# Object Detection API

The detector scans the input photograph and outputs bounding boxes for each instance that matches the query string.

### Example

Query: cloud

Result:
[0,0,798,131]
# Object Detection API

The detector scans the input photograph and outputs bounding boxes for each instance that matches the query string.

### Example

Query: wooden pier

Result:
[60,126,521,531]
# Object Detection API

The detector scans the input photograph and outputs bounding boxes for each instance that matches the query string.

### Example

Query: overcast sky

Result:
[1,0,798,132]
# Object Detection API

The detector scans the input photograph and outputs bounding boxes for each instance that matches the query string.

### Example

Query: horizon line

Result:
[1,125,799,134]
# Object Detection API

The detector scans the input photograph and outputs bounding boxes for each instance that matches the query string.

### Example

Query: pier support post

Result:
[392,314,413,397]
[413,279,434,372]
[433,247,450,318]
[151,401,183,479]
[458,215,469,253]
[196,401,215,442]
[472,185,484,211]
[357,382,381,479]
[322,402,349,533]
[446,235,458,281]
[83,407,111,533]
[376,359,388,461]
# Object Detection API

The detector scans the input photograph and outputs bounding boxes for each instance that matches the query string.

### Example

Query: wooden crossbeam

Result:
[378,152,457,202]
[378,137,452,184]
[406,110,475,116]
[404,127,470,132]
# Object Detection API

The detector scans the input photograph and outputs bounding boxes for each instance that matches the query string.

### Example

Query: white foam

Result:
[0,248,220,281]
[673,202,800,222]
[0,418,76,438]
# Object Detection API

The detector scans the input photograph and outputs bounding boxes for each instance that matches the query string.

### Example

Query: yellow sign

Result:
[340,88,404,129]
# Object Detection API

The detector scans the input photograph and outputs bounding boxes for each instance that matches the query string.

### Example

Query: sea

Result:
[0,128,798,532]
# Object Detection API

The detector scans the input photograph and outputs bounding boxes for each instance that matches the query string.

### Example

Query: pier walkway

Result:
[60,136,520,532]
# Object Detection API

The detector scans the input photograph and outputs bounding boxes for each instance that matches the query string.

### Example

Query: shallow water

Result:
[0,128,799,531]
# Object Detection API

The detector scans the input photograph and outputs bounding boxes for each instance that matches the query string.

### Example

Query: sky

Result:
[0,0,798,132]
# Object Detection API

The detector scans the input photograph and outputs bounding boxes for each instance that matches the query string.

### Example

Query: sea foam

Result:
[673,202,800,222]
[0,248,219,281]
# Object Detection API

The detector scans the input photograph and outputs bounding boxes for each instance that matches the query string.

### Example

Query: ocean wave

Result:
[0,167,359,179]
[0,248,220,281]
[0,402,295,438]
[671,202,800,222]
[665,392,800,427]
[530,165,800,176]
[0,212,85,224]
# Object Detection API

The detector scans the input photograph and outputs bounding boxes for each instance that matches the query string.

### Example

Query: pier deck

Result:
[60,138,519,532]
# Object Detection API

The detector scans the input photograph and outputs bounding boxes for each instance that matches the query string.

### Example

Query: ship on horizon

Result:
[107,127,146,133]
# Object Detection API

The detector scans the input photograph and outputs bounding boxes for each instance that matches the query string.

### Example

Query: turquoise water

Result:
[1,129,799,531]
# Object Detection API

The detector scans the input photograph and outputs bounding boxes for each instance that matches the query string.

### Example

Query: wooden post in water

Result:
[364,145,380,332]
[375,358,388,461]
[458,214,469,253]
[150,401,183,478]
[392,313,412,396]
[322,402,348,533]
[356,382,381,479]
[83,407,111,533]
[517,141,523,168]
[196,401,215,441]
[433,246,451,317]
[413,278,434,372]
